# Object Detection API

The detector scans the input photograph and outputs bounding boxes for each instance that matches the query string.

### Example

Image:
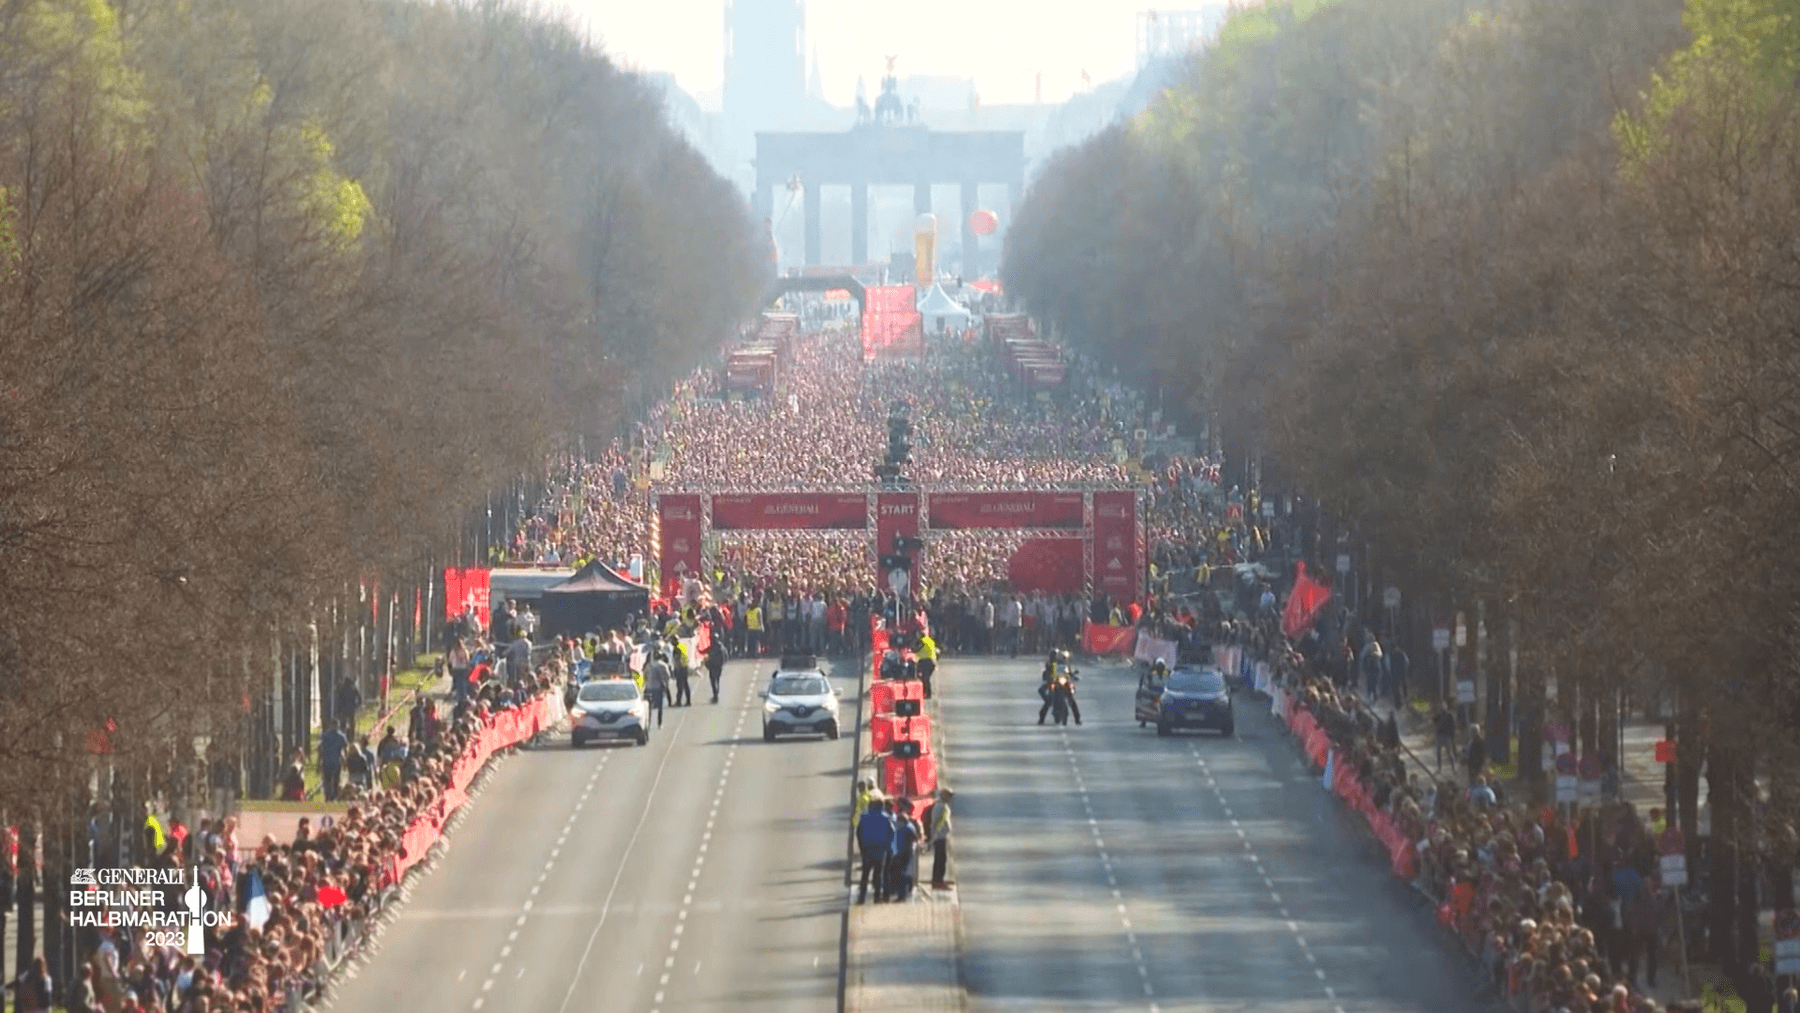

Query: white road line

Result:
[1191,743,1340,1009]
[1061,730,1156,1010]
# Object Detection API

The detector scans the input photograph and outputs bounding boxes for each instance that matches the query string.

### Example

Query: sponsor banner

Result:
[1006,537,1083,594]
[1082,620,1137,656]
[709,492,869,530]
[1092,491,1139,599]
[876,492,922,597]
[656,494,703,598]
[443,568,491,627]
[1133,633,1178,665]
[928,491,1084,530]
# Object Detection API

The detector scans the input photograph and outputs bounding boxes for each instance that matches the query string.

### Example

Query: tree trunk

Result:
[16,823,35,986]
[1678,704,1701,862]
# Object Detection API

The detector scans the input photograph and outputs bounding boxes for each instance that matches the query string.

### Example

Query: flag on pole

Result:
[1282,561,1333,640]
[244,869,270,930]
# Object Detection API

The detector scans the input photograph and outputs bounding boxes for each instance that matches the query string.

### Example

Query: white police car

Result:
[570,679,651,747]
[761,656,842,741]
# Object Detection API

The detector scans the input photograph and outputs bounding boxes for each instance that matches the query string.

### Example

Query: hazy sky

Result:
[545,0,1152,107]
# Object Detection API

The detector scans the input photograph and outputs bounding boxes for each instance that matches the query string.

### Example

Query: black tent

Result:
[539,560,651,639]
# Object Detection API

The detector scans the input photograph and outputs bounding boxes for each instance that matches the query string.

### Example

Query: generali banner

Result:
[927,491,1084,530]
[657,494,703,596]
[709,493,869,530]
[1092,490,1139,599]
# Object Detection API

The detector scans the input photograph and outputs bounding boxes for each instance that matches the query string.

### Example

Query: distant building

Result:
[1136,8,1228,67]
[724,0,806,133]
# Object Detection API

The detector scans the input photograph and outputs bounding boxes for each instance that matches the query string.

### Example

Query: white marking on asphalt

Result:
[1061,729,1157,1010]
[640,680,759,1011]
[1192,743,1339,1010]
[458,969,466,981]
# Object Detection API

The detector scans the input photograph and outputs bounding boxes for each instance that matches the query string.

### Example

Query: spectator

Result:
[319,720,348,802]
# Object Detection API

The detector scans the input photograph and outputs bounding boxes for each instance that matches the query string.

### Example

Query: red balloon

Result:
[968,208,999,237]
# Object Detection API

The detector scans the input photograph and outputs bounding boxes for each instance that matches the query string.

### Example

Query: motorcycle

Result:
[1048,673,1079,726]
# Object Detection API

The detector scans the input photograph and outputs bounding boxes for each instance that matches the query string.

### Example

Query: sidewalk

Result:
[846,887,965,1013]
[846,659,966,1013]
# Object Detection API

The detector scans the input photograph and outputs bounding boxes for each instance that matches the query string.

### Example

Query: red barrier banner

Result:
[1081,620,1137,656]
[893,717,931,754]
[876,492,922,596]
[1092,491,1139,599]
[443,568,491,626]
[389,694,560,884]
[709,492,869,531]
[927,492,1084,530]
[656,495,703,597]
[1006,537,1084,593]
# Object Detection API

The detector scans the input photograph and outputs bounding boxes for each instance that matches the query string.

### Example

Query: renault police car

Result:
[761,655,842,741]
[569,678,651,747]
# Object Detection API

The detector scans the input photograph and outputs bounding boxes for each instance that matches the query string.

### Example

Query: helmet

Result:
[1154,657,1166,669]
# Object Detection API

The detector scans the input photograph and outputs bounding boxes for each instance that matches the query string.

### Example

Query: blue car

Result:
[1155,667,1233,737]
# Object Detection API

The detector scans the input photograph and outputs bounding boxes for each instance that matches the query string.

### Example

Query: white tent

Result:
[917,283,972,333]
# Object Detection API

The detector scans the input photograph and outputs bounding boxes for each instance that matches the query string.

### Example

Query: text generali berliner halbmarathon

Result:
[67,866,234,954]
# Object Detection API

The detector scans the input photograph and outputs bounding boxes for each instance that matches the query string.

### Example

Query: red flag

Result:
[316,885,348,909]
[1281,561,1333,639]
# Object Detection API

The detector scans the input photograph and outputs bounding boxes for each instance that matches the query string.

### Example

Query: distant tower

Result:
[808,45,825,103]
[724,0,807,131]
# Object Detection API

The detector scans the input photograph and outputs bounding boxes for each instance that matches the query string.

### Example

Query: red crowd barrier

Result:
[384,693,562,886]
[1284,699,1419,884]
[870,678,923,716]
[881,754,939,798]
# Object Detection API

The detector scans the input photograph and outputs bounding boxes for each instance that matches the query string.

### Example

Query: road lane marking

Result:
[1192,742,1340,1010]
[1060,729,1157,1010]
[642,679,758,1011]
[553,705,691,1013]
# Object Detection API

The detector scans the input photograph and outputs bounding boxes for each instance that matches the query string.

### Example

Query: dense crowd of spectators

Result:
[499,316,1171,599]
[1266,634,1689,1013]
[78,644,565,1013]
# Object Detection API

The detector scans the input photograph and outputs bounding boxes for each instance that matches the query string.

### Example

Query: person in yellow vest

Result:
[916,634,940,699]
[746,603,764,656]
[852,778,883,826]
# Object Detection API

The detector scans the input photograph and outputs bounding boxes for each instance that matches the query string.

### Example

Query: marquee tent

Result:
[539,560,651,639]
[917,283,972,333]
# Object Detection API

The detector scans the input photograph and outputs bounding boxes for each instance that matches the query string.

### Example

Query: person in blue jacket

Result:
[856,800,896,903]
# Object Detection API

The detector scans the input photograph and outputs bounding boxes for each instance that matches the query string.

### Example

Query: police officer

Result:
[1037,650,1081,725]
[669,635,693,707]
[916,634,939,699]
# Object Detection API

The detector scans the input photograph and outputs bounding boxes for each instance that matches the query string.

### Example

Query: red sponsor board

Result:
[928,491,1085,530]
[709,492,868,530]
[443,567,491,627]
[1082,620,1137,656]
[876,491,922,597]
[1007,538,1084,593]
[657,494,703,597]
[1092,490,1139,599]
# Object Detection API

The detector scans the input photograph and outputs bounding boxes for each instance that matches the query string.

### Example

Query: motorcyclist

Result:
[1037,650,1082,725]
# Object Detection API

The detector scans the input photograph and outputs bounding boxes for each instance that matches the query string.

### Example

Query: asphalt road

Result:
[938,656,1495,1013]
[327,656,858,1013]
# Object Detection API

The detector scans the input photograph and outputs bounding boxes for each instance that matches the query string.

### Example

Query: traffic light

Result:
[886,415,913,466]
